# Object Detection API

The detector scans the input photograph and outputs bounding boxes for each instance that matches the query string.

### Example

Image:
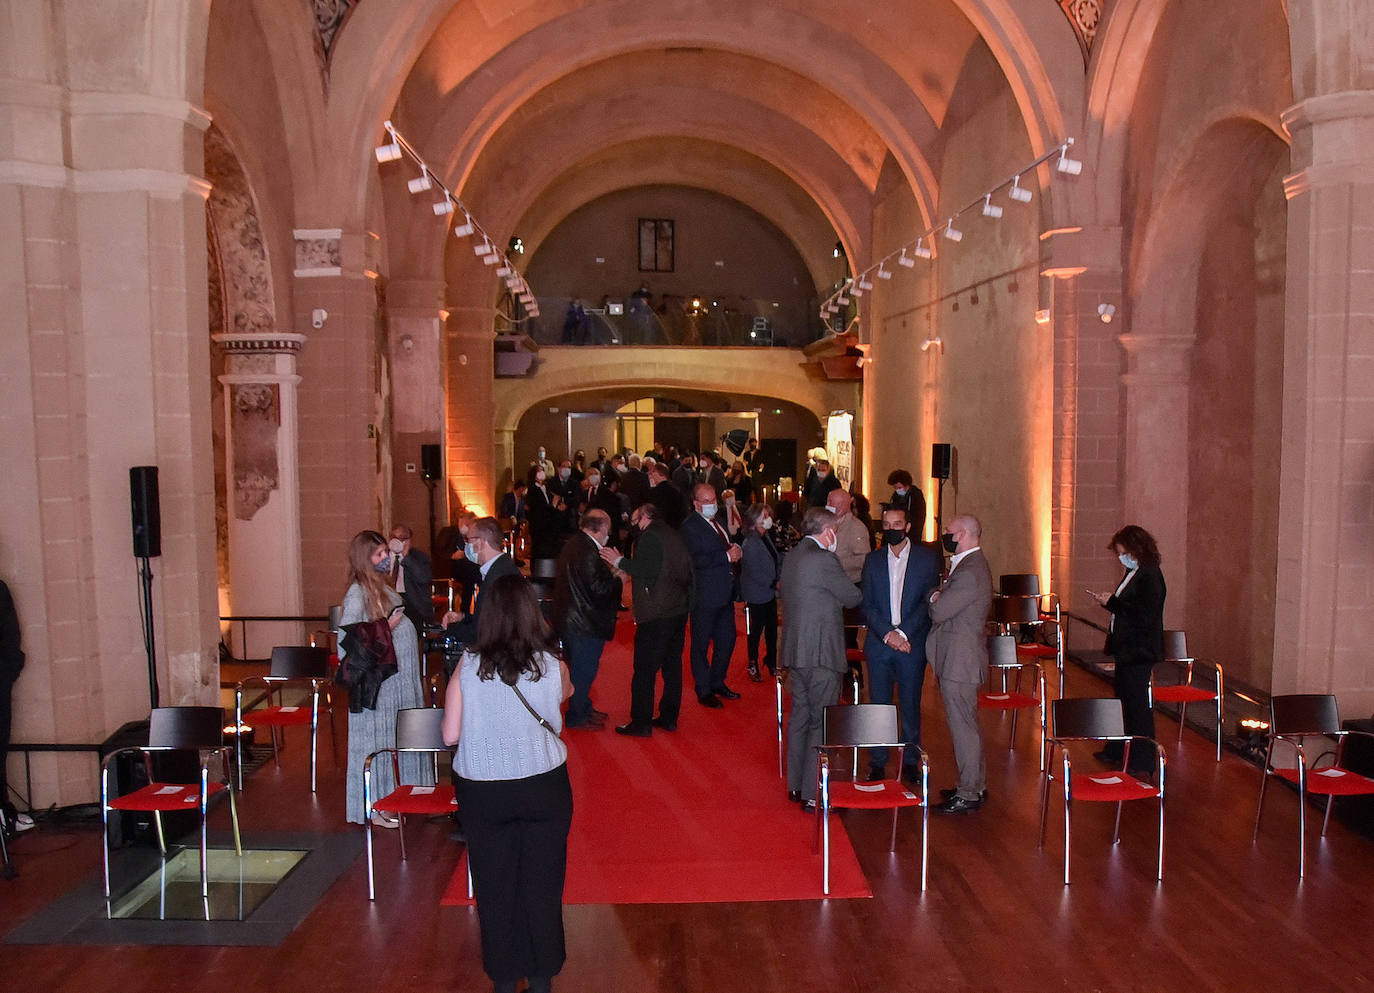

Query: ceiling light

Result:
[858,275,874,290]
[483,251,500,264]
[474,240,492,257]
[374,141,402,163]
[982,194,1003,219]
[452,217,474,238]
[1035,308,1052,325]
[1009,175,1033,203]
[826,303,839,314]
[496,265,512,277]
[943,220,963,243]
[1057,143,1083,175]
[912,238,932,259]
[509,236,524,255]
[836,294,850,306]
[1097,302,1116,323]
[876,265,892,280]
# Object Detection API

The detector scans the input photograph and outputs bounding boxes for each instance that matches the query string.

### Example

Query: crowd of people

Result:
[333,439,1167,993]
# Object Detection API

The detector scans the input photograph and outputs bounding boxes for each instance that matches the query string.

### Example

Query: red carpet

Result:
[441,607,871,904]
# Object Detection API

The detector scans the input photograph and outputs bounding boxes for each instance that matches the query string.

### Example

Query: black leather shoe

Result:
[747,663,763,683]
[934,794,984,814]
[713,685,741,700]
[615,721,653,738]
[938,787,988,801]
[589,707,608,720]
[866,764,886,782]
[800,799,817,812]
[697,693,723,708]
[651,716,677,731]
[788,790,803,803]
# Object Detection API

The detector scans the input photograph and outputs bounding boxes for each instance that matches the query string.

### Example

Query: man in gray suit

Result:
[926,514,993,813]
[781,507,862,808]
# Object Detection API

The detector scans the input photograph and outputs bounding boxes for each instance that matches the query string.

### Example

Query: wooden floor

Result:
[4,661,1374,993]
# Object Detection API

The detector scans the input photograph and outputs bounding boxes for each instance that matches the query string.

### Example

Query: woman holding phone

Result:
[338,529,429,827]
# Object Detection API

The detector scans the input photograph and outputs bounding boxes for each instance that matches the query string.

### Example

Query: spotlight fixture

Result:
[474,240,492,257]
[505,276,521,289]
[1035,308,1052,325]
[482,251,500,265]
[1097,302,1116,323]
[832,240,843,259]
[1008,175,1033,203]
[432,199,455,216]
[1056,142,1083,175]
[836,293,850,306]
[858,275,874,291]
[912,238,932,259]
[981,194,1003,219]
[452,216,474,238]
[897,250,916,268]
[826,303,839,314]
[920,336,943,352]
[374,140,402,163]
[943,219,963,243]
[877,265,892,280]
[970,286,980,305]
[851,283,863,298]
[496,265,513,277]
[407,172,433,194]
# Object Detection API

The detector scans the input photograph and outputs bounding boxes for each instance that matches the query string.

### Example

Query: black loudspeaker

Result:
[931,444,952,480]
[129,466,161,558]
[421,444,442,481]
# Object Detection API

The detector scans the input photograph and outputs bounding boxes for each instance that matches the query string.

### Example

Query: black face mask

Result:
[942,533,959,554]
[881,528,907,547]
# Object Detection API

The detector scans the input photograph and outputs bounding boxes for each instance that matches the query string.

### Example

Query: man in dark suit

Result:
[389,524,434,632]
[441,517,523,651]
[618,453,650,509]
[552,510,622,730]
[698,451,727,501]
[926,514,994,813]
[781,507,862,807]
[526,465,567,560]
[860,507,942,782]
[679,483,743,707]
[885,468,927,537]
[671,453,697,498]
[646,461,687,528]
[0,578,26,833]
[806,458,841,508]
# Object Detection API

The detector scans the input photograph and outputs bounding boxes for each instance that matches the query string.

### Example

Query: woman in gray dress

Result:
[338,529,430,827]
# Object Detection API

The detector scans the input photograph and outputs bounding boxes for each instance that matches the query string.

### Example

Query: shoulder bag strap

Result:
[510,682,560,739]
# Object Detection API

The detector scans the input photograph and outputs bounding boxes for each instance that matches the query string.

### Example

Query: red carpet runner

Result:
[441,608,871,904]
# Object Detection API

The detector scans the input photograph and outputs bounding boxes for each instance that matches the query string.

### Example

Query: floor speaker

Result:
[129,466,161,558]
[931,444,952,480]
[421,444,442,481]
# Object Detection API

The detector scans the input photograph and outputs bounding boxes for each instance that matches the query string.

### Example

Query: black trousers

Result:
[457,763,574,984]
[1104,658,1157,770]
[629,613,687,725]
[688,600,737,697]
[0,675,12,820]
[745,600,778,673]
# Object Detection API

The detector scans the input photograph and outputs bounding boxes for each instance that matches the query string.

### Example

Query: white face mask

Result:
[1119,553,1139,570]
[894,486,907,496]
[825,505,837,514]
[761,517,773,530]
[700,503,718,520]
[465,541,479,561]
[560,468,571,479]
[816,471,828,479]
[824,532,838,553]
[537,450,546,459]
[587,474,600,487]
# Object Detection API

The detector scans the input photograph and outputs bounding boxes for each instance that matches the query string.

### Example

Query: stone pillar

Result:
[445,317,497,516]
[388,279,447,549]
[214,333,307,658]
[1274,85,1374,707]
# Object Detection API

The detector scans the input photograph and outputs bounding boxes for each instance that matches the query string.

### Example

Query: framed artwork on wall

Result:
[638,218,674,272]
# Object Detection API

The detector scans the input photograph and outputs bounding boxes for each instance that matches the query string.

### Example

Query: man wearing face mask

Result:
[806,458,841,508]
[885,469,926,536]
[860,508,943,781]
[679,483,745,707]
[531,446,556,480]
[388,524,434,633]
[551,510,622,730]
[926,514,994,813]
[440,517,523,653]
[780,507,862,809]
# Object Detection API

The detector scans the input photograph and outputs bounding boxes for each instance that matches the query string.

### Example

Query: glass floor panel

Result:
[108,848,308,921]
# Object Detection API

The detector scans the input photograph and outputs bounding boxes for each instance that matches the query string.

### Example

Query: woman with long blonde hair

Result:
[337,529,430,827]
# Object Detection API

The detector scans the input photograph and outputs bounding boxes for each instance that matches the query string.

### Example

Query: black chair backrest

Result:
[530,558,558,582]
[1162,630,1189,662]
[394,707,450,751]
[999,573,1041,597]
[823,703,899,747]
[987,633,1018,668]
[993,595,1040,625]
[148,707,226,750]
[1051,697,1124,739]
[1270,694,1340,736]
[269,645,331,678]
[328,605,343,630]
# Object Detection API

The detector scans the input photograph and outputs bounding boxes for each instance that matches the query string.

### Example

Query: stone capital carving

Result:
[213,332,307,355]
[293,228,343,277]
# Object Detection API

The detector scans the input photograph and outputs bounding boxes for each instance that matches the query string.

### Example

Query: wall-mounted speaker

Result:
[421,444,442,481]
[931,443,952,481]
[130,465,162,558]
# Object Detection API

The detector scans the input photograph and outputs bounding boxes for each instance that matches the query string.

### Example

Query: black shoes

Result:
[713,685,741,700]
[747,663,763,682]
[866,764,886,782]
[934,794,985,814]
[615,721,653,738]
[938,787,988,802]
[697,693,723,708]
[651,716,677,731]
[590,707,608,720]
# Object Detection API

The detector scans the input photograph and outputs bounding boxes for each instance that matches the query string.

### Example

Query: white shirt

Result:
[887,540,910,627]
[949,544,981,572]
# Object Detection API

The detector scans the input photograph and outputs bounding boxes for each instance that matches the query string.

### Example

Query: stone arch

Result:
[205,123,277,334]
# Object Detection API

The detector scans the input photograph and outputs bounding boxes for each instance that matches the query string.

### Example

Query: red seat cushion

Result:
[1015,643,1057,658]
[824,780,925,810]
[1070,771,1160,802]
[244,705,315,726]
[1276,766,1374,796]
[845,649,864,664]
[109,781,226,811]
[979,691,1039,711]
[1152,685,1215,703]
[373,784,458,815]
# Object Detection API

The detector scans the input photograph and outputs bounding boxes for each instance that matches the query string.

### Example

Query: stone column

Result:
[214,333,307,658]
[388,279,447,548]
[1274,86,1374,707]
[445,316,498,516]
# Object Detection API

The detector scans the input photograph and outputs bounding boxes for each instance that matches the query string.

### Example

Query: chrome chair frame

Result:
[1149,630,1224,761]
[1039,697,1165,884]
[981,634,1048,770]
[1253,693,1374,878]
[101,706,243,900]
[234,645,335,792]
[814,703,929,893]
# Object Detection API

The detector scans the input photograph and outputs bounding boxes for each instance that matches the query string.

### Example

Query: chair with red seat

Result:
[815,703,929,893]
[1253,693,1374,878]
[1039,697,1165,884]
[979,634,1047,769]
[844,622,866,704]
[1149,630,1224,761]
[101,706,243,900]
[234,645,335,792]
[363,707,457,899]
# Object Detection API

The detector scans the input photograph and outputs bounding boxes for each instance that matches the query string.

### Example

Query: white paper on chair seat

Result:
[986,694,1010,701]
[853,783,884,793]
[411,786,435,794]
[1317,768,1347,778]
[279,706,300,712]
[154,786,184,795]
[1090,775,1123,785]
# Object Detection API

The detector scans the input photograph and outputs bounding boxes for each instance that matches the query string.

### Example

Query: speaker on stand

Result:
[129,466,162,710]
[931,444,952,543]
[421,444,441,553]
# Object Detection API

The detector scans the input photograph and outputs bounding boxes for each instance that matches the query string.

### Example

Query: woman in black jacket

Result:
[1088,524,1166,775]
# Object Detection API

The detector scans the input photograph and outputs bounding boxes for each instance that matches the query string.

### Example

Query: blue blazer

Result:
[861,541,942,663]
[679,511,737,609]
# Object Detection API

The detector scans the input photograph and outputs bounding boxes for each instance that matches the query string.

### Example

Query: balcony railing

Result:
[521,295,828,348]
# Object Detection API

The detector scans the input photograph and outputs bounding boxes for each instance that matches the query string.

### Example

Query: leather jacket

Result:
[552,532,623,641]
